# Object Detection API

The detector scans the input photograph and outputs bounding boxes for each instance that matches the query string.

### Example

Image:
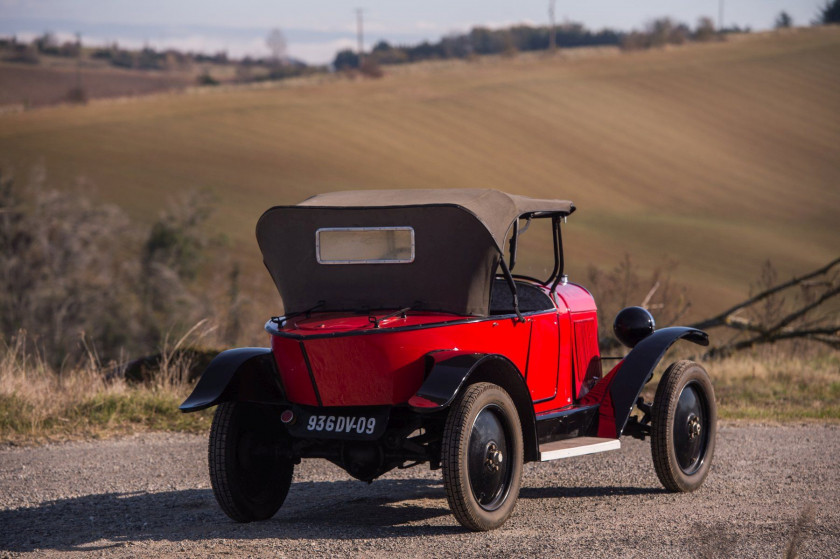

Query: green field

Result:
[1,28,838,319]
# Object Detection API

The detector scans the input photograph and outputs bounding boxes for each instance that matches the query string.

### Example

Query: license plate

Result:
[306,414,376,435]
[286,406,389,440]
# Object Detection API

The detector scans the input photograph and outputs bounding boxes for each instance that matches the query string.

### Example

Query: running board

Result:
[539,437,621,462]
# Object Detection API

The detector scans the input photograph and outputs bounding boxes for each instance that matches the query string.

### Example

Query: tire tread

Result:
[208,402,293,522]
[209,402,250,521]
[442,382,523,531]
[650,360,716,492]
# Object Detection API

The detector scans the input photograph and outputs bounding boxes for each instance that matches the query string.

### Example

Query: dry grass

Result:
[705,352,840,421]
[0,333,212,445]
[639,348,840,421]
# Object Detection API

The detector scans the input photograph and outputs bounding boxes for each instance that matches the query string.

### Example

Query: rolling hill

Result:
[1,27,838,322]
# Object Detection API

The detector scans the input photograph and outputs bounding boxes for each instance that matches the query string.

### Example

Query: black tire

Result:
[651,360,717,492]
[208,402,294,522]
[442,382,524,531]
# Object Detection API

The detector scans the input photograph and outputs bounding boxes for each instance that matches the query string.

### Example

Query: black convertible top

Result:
[256,189,574,316]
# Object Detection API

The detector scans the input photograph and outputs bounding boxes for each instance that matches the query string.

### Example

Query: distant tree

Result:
[333,48,359,70]
[647,18,678,47]
[694,17,717,41]
[111,49,134,68]
[816,0,840,23]
[266,28,287,65]
[370,41,408,64]
[33,31,59,55]
[137,47,163,70]
[621,31,648,51]
[469,27,507,54]
[440,32,472,58]
[501,30,518,56]
[775,11,794,28]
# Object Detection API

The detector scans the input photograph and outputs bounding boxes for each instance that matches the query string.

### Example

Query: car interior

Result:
[489,277,554,315]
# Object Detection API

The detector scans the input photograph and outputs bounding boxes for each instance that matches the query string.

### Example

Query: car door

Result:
[525,311,569,409]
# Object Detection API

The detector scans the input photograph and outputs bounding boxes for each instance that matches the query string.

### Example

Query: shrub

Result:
[333,49,359,71]
[196,71,219,86]
[0,169,237,367]
[359,58,383,78]
[65,86,87,104]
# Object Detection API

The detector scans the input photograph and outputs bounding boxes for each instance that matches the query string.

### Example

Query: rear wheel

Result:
[442,382,524,531]
[208,402,294,522]
[651,360,717,492]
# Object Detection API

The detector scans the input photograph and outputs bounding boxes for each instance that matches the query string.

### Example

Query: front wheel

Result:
[442,382,524,531]
[208,402,294,522]
[651,360,717,492]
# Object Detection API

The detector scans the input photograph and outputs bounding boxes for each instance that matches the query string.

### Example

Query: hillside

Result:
[1,28,838,322]
[0,61,194,108]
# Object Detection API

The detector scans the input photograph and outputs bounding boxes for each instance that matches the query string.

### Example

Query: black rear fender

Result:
[179,348,285,412]
[408,351,539,462]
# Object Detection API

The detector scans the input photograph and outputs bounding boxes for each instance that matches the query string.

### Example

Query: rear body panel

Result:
[267,281,599,414]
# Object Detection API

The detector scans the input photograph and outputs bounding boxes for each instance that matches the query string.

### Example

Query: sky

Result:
[0,1,828,64]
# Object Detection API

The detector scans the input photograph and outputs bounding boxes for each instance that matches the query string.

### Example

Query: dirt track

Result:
[1,424,838,558]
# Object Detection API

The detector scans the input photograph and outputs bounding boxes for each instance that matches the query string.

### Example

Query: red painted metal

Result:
[581,359,623,438]
[572,318,600,398]
[525,313,561,406]
[271,336,319,404]
[268,279,608,418]
[272,313,529,407]
[554,282,601,404]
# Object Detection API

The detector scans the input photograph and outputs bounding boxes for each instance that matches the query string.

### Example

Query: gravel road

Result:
[1,423,837,558]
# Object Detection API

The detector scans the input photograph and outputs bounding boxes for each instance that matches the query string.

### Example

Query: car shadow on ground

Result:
[0,480,665,552]
[0,479,457,552]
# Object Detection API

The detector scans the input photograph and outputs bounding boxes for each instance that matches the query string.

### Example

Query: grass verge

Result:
[641,350,840,422]
[1,342,837,444]
[0,337,212,445]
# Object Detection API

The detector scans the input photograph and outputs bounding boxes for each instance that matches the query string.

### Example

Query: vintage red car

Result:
[181,189,716,531]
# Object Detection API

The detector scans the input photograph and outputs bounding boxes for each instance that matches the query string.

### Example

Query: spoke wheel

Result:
[651,360,717,492]
[209,402,294,522]
[442,382,523,531]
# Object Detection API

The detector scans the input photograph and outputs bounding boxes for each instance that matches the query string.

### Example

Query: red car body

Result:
[267,280,601,411]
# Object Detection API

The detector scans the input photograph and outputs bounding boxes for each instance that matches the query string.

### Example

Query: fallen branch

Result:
[706,326,840,358]
[688,257,840,358]
[690,257,840,331]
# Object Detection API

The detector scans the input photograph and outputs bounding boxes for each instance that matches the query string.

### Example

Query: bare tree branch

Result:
[765,285,840,333]
[705,326,840,358]
[686,257,840,358]
[689,257,840,331]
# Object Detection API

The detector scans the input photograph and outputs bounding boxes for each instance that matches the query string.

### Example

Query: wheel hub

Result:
[687,414,701,440]
[484,442,504,472]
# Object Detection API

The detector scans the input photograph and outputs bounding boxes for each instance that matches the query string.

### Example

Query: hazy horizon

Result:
[0,1,827,64]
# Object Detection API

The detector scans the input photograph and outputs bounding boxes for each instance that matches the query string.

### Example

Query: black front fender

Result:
[609,327,708,438]
[179,347,285,412]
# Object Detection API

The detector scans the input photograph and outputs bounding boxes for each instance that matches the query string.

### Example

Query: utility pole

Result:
[548,0,556,53]
[356,8,365,66]
[75,32,82,91]
[718,0,725,31]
